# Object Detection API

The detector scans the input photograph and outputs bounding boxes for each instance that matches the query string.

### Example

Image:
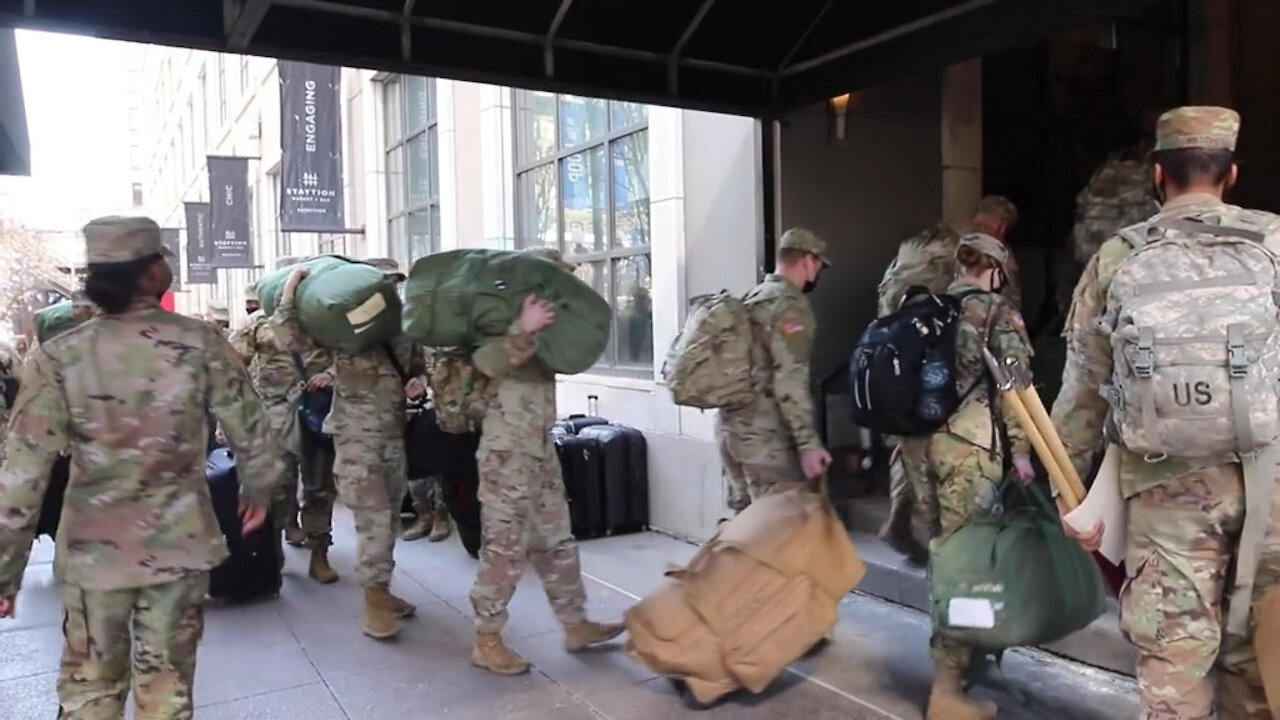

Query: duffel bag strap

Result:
[1227,445,1280,640]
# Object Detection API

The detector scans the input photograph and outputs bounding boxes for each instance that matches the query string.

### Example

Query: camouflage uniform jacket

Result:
[229,310,332,407]
[942,280,1032,458]
[271,298,425,438]
[720,275,821,456]
[0,299,282,594]
[471,321,554,457]
[1071,153,1160,264]
[877,221,1022,317]
[1052,193,1280,498]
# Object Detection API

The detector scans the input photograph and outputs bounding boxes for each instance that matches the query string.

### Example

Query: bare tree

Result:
[0,220,72,339]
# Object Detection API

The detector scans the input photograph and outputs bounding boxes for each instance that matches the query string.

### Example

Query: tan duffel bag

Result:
[624,480,865,705]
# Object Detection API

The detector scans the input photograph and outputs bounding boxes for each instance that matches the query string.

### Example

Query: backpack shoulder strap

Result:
[1149,216,1267,243]
[382,342,411,383]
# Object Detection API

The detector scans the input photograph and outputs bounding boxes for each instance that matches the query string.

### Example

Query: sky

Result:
[0,29,138,259]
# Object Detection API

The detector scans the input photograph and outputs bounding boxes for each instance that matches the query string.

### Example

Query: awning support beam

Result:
[778,0,1001,78]
[544,0,576,78]
[226,0,274,50]
[271,0,769,79]
[400,0,416,61]
[776,0,834,71]
[668,0,717,95]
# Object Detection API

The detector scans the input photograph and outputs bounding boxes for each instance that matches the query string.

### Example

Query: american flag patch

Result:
[782,321,806,335]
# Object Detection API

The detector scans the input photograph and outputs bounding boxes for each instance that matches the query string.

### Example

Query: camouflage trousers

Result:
[718,433,806,514]
[888,436,929,519]
[297,430,338,549]
[471,447,587,634]
[407,475,449,519]
[922,433,1004,671]
[57,574,208,720]
[1121,464,1276,719]
[333,435,406,588]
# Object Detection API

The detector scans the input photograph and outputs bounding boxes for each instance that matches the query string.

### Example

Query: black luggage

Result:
[36,455,70,539]
[554,414,608,435]
[206,448,282,602]
[439,429,483,559]
[554,431,607,539]
[579,424,649,534]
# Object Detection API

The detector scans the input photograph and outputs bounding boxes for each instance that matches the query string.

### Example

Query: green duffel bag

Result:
[402,249,611,375]
[929,484,1107,651]
[257,255,402,354]
[35,302,78,343]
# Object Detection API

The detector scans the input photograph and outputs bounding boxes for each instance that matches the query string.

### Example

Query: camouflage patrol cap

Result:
[957,232,1010,269]
[207,299,230,322]
[972,196,1019,227]
[83,216,174,265]
[244,282,259,301]
[523,247,577,272]
[366,256,405,275]
[1154,106,1240,152]
[778,227,831,267]
[275,255,307,270]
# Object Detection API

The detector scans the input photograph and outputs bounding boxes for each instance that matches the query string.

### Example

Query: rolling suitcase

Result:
[554,414,609,436]
[206,449,283,603]
[578,424,649,534]
[553,431,607,540]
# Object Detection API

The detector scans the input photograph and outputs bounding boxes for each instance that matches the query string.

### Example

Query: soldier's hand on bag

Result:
[1063,518,1103,554]
[239,501,268,534]
[405,377,426,400]
[306,372,334,392]
[801,448,833,479]
[1012,455,1035,484]
[283,267,310,301]
[0,595,14,619]
[519,294,557,335]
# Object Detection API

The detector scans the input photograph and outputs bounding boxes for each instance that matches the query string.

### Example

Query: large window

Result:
[514,91,652,369]
[383,76,439,263]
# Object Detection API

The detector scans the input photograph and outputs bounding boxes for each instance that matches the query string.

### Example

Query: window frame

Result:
[511,90,652,371]
[382,75,440,265]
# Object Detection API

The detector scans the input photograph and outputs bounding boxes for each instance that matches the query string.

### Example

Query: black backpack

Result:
[849,286,986,436]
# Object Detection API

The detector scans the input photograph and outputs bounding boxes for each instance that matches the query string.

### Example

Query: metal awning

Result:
[0,28,30,175]
[0,0,1158,116]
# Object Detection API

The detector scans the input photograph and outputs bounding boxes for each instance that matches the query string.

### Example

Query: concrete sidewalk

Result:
[0,510,1138,718]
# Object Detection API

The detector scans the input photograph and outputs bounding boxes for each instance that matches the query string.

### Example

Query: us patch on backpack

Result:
[849,286,981,436]
[662,291,753,410]
[1104,214,1280,458]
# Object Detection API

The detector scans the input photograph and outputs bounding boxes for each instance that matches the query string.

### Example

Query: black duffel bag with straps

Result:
[291,351,332,440]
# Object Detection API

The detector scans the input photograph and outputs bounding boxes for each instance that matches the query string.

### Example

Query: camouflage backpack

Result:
[662,291,754,410]
[1104,212,1280,459]
[425,348,490,434]
[876,224,960,317]
[1071,157,1160,264]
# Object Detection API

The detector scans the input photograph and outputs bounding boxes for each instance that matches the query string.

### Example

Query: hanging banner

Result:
[279,61,345,232]
[160,228,183,291]
[207,156,253,267]
[184,202,217,285]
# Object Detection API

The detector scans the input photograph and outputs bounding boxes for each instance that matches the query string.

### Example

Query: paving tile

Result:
[1,562,64,634]
[0,671,58,719]
[194,607,322,708]
[0,624,64,682]
[197,682,349,720]
[507,627,656,697]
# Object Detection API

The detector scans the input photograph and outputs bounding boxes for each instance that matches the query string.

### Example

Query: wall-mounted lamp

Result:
[828,93,852,145]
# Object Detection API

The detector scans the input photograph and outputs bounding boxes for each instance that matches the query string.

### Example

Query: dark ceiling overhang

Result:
[0,0,1160,117]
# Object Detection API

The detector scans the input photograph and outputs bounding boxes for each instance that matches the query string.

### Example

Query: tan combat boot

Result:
[564,621,626,652]
[926,663,997,720]
[471,633,530,675]
[383,588,417,619]
[401,514,433,542]
[284,517,307,547]
[428,515,452,542]
[308,548,339,584]
[361,585,402,640]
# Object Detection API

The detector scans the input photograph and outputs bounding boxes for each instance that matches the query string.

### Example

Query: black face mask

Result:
[802,279,819,294]
[245,303,261,315]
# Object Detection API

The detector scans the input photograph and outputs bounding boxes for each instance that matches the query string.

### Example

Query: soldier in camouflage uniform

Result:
[363,257,454,544]
[876,197,1021,565]
[274,261,427,640]
[468,247,625,676]
[718,228,834,512]
[919,233,1034,720]
[0,216,281,720]
[229,262,339,584]
[1071,146,1160,266]
[206,299,231,336]
[1052,107,1280,718]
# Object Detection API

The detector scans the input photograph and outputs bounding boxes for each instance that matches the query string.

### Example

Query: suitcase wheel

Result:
[670,679,716,711]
